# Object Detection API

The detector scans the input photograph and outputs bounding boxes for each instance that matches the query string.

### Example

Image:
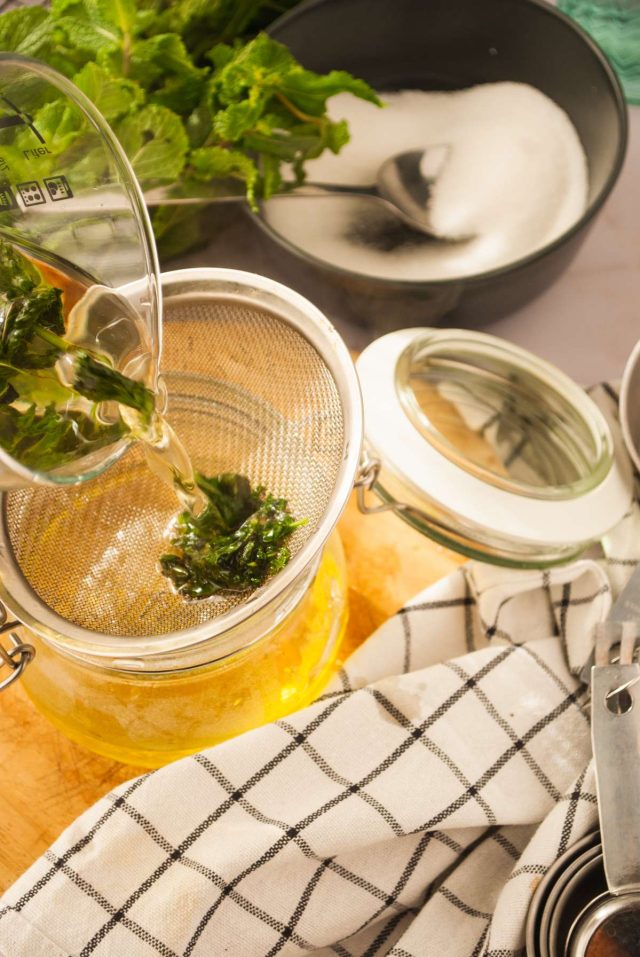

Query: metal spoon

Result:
[142,145,463,239]
[568,892,640,956]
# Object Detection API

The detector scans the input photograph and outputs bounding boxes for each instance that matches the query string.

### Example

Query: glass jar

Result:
[356,328,632,567]
[0,268,362,767]
[17,532,347,767]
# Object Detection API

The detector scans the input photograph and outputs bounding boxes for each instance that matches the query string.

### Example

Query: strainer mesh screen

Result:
[4,295,345,637]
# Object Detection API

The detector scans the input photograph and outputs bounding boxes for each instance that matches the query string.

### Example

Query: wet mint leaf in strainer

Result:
[160,473,306,599]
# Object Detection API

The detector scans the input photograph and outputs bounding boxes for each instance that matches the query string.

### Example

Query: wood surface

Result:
[0,492,461,891]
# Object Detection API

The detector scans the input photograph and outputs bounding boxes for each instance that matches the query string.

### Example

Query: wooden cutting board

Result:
[0,493,462,891]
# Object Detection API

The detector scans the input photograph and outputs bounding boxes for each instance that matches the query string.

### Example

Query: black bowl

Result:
[256,0,628,332]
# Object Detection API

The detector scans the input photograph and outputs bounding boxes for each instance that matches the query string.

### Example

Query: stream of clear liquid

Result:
[56,270,208,516]
[125,407,207,515]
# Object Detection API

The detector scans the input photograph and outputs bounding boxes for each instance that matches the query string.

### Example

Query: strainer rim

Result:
[0,267,363,659]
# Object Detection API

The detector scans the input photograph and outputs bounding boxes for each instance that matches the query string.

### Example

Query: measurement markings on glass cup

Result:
[0,183,17,210]
[0,94,45,144]
[0,175,74,210]
[0,96,73,205]
[16,181,46,206]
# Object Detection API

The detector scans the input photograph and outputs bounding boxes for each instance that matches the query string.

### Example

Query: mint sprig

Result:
[0,0,381,255]
[0,240,154,472]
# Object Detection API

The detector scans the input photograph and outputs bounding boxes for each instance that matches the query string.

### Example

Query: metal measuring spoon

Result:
[545,852,603,957]
[526,832,602,957]
[566,616,640,957]
[568,893,640,956]
[550,856,604,956]
[34,146,463,239]
[142,146,465,239]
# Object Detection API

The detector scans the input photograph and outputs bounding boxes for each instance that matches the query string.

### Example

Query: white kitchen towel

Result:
[0,383,638,957]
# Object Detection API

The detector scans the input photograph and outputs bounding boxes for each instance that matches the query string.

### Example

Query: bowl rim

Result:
[258,0,629,289]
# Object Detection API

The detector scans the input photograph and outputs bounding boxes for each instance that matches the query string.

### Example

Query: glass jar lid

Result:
[357,328,632,567]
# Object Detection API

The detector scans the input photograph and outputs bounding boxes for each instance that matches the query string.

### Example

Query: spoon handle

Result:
[296,182,377,196]
[143,181,377,206]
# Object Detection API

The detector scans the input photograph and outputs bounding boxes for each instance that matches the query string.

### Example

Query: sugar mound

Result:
[262,83,588,281]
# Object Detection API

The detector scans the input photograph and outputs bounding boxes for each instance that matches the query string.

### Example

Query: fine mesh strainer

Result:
[0,268,362,658]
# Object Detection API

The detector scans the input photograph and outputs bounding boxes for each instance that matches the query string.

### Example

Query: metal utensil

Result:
[541,848,603,957]
[526,566,640,956]
[142,146,461,239]
[578,568,640,686]
[526,832,602,957]
[549,855,604,956]
[0,267,361,643]
[566,581,640,957]
[568,893,640,956]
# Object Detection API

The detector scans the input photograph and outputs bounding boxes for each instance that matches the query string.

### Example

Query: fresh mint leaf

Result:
[20,100,83,156]
[0,243,40,300]
[149,203,209,259]
[0,7,53,59]
[127,34,207,113]
[279,69,382,116]
[0,288,65,367]
[93,0,138,40]
[55,15,122,56]
[73,63,144,121]
[6,367,75,409]
[324,118,350,153]
[160,472,305,598]
[202,34,381,200]
[207,40,236,72]
[189,145,258,204]
[50,0,87,15]
[244,120,320,159]
[208,34,295,97]
[53,0,138,52]
[260,153,282,197]
[185,101,213,149]
[212,99,265,142]
[115,104,189,182]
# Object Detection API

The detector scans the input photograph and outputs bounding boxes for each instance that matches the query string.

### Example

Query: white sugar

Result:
[263,83,588,281]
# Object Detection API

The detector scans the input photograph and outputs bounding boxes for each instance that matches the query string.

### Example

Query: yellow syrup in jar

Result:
[20,532,348,767]
[11,263,350,767]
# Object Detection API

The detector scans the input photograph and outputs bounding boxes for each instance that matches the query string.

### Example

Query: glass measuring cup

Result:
[0,53,160,489]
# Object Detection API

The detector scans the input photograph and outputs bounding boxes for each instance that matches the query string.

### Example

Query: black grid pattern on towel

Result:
[0,565,600,956]
[0,380,632,956]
